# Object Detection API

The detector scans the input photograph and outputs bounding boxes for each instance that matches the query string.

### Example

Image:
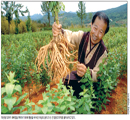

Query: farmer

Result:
[52,12,109,98]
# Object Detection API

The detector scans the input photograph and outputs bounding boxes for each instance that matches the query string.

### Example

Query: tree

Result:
[18,20,27,33]
[76,1,87,27]
[1,1,14,34]
[1,2,4,18]
[13,3,28,34]
[89,12,93,21]
[41,2,51,27]
[1,1,28,34]
[26,11,32,32]
[37,20,41,23]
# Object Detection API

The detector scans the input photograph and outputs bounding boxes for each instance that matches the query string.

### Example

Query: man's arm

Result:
[62,29,84,50]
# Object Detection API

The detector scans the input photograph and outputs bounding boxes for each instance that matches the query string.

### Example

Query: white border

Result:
[0,0,129,119]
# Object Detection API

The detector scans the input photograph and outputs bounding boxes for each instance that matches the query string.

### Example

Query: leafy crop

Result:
[1,32,52,95]
[1,72,27,114]
[92,51,120,113]
[20,71,95,114]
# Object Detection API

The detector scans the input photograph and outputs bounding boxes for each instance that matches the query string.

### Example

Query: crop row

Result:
[1,27,127,82]
[1,31,53,89]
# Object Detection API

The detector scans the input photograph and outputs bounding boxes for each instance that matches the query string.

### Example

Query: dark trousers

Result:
[64,79,83,98]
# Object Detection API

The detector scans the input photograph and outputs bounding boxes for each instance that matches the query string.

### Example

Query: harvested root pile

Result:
[35,32,78,83]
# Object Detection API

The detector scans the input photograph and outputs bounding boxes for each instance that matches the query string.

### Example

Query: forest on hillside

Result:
[1,2,127,35]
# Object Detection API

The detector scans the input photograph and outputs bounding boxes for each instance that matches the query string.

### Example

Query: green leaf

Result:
[60,105,66,111]
[106,99,110,102]
[5,83,14,97]
[70,102,75,106]
[12,107,20,113]
[33,105,42,114]
[79,91,84,96]
[4,97,17,111]
[46,84,50,91]
[5,72,11,82]
[58,99,64,104]
[69,106,75,111]
[80,85,85,90]
[14,85,22,94]
[80,78,87,83]
[88,74,92,80]
[78,106,84,114]
[1,105,9,114]
[102,104,106,110]
[12,80,19,84]
[99,106,102,112]
[1,87,6,95]
[78,99,84,107]
[14,93,28,106]
[27,106,33,114]
[1,98,4,105]
[52,97,59,102]
[85,73,88,78]
[72,111,78,114]
[47,102,52,107]
[110,86,114,90]
[42,92,48,101]
[28,101,35,106]
[5,71,16,83]
[38,100,43,105]
[66,97,71,101]
[53,106,60,112]
[25,98,30,105]
[20,111,28,114]
[41,106,48,114]
[84,94,90,98]
[49,2,53,10]
[106,93,111,98]
[84,103,90,111]
[19,106,25,113]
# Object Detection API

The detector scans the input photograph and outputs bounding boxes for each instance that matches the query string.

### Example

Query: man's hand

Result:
[52,22,62,37]
[77,63,87,77]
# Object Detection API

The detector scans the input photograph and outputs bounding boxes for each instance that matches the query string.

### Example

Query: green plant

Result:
[20,98,35,114]
[32,79,76,114]
[24,69,95,114]
[51,80,76,114]
[93,51,120,113]
[1,71,28,114]
[75,68,96,114]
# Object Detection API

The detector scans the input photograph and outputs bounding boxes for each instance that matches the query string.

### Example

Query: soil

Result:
[100,74,127,114]
[12,80,59,114]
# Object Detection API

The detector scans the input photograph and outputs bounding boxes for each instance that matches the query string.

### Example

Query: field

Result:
[1,27,127,114]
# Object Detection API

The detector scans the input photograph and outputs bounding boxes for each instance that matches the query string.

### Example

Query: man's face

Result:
[90,17,107,45]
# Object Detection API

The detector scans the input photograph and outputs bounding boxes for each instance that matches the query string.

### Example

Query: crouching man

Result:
[52,12,109,98]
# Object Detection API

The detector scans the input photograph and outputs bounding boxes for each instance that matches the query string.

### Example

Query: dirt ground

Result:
[12,73,127,114]
[100,74,127,114]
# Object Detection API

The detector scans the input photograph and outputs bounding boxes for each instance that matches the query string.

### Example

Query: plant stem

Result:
[55,9,59,25]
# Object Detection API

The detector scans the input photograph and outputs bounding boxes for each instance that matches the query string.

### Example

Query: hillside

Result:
[101,3,127,26]
[20,3,127,27]
[19,14,43,21]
